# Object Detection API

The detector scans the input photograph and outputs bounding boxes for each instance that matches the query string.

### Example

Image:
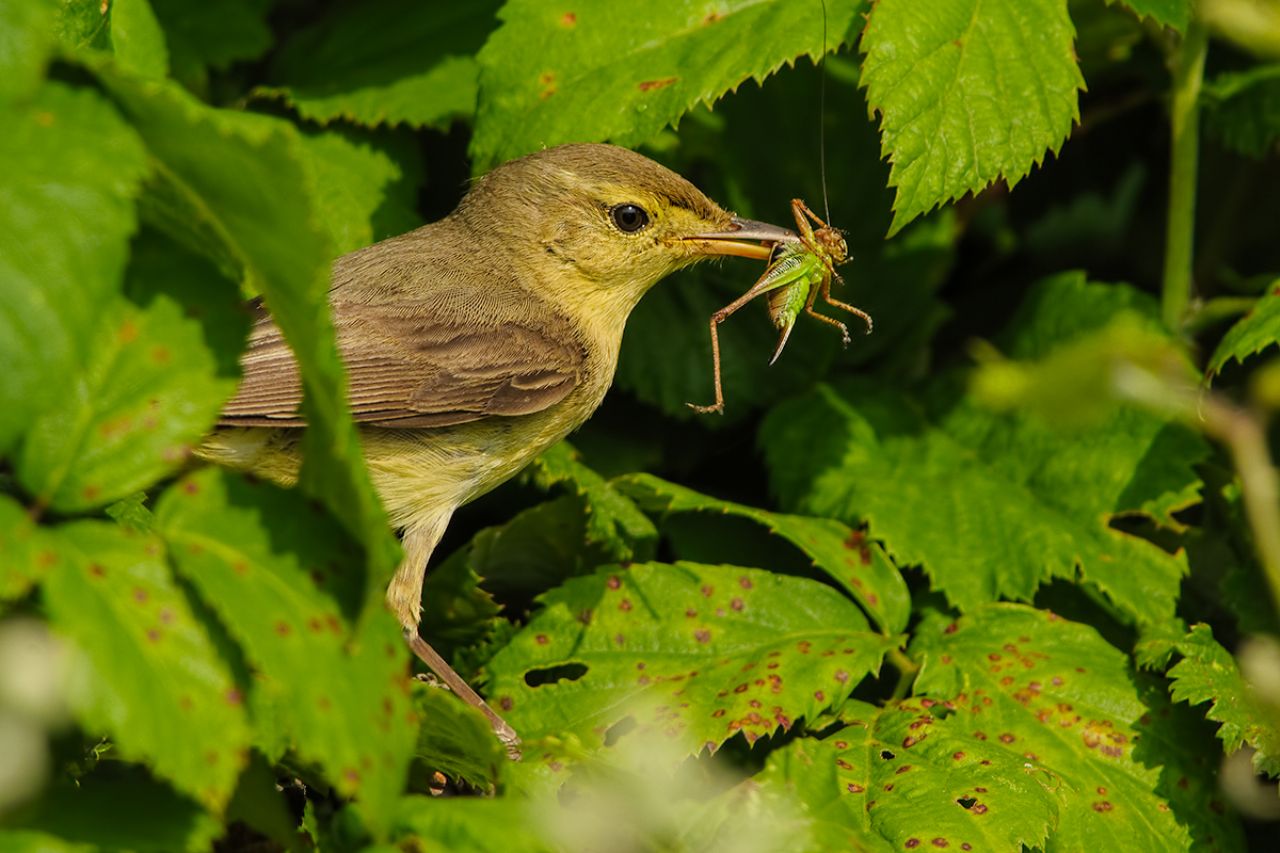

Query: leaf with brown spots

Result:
[0,494,57,601]
[485,562,893,771]
[911,605,1244,850]
[471,0,864,167]
[16,231,246,512]
[41,520,250,812]
[615,474,910,633]
[156,468,415,837]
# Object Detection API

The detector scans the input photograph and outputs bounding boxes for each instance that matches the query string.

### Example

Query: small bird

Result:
[200,143,794,748]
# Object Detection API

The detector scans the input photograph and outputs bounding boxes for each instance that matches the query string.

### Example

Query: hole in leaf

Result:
[524,663,589,687]
[604,715,637,747]
[956,797,976,809]
[879,750,896,760]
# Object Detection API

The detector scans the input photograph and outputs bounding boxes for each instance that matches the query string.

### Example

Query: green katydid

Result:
[688,198,872,415]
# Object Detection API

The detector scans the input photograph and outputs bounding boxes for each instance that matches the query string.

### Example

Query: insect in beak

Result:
[676,216,800,261]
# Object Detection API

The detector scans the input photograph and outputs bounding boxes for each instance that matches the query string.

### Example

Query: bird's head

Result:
[456,143,795,319]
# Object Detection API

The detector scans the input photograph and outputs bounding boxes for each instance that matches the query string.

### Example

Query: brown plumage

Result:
[200,143,794,747]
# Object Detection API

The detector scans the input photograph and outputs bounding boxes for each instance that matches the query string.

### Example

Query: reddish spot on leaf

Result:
[536,634,549,645]
[712,708,726,718]
[944,622,958,634]
[607,575,621,589]
[226,689,243,706]
[973,731,987,740]
[132,587,148,603]
[274,621,292,636]
[307,617,324,634]
[82,484,101,501]
[118,320,138,343]
[685,608,697,618]
[1092,801,1113,812]
[701,585,714,597]
[146,628,161,643]
[932,840,949,848]
[499,696,514,711]
[638,76,678,92]
[953,751,965,761]
[538,71,557,99]
[702,10,723,24]
[847,782,865,793]
[734,683,749,693]
[998,733,1015,744]
[835,670,849,683]
[738,576,753,589]
[730,597,744,611]
[941,654,953,664]
[695,629,711,643]
[905,840,919,849]
[972,804,988,815]
[815,690,825,701]
[150,345,171,365]
[560,11,576,27]
[962,845,972,851]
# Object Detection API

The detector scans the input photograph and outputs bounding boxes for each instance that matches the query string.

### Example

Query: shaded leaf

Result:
[155,468,415,837]
[0,0,55,101]
[1105,0,1191,31]
[471,0,865,168]
[413,683,504,790]
[1203,65,1280,158]
[616,474,911,634]
[42,521,251,812]
[150,0,271,88]
[90,64,400,582]
[861,0,1084,235]
[393,795,551,853]
[1208,281,1280,373]
[0,493,54,601]
[16,231,246,512]
[526,442,657,561]
[762,275,1205,626]
[1147,624,1280,776]
[0,81,147,453]
[485,562,894,764]
[263,0,497,129]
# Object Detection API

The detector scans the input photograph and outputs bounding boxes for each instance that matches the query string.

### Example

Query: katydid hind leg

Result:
[820,274,873,334]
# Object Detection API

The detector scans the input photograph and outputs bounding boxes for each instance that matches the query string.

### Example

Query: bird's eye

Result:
[610,203,650,233]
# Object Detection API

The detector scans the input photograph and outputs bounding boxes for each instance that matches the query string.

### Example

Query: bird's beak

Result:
[674,216,799,261]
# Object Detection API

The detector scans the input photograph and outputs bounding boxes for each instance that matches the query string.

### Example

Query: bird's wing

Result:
[220,291,587,429]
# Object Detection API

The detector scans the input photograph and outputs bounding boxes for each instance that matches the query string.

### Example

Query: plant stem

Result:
[887,647,919,702]
[1183,295,1259,335]
[1162,20,1209,331]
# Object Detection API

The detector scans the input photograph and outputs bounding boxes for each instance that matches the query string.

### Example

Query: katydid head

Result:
[815,226,848,265]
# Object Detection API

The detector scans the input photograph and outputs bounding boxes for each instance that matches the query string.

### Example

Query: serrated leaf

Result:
[16,231,246,512]
[155,468,415,837]
[1203,64,1280,158]
[293,126,424,255]
[413,683,504,790]
[526,442,657,561]
[42,521,250,812]
[860,0,1084,235]
[910,605,1242,851]
[763,275,1205,626]
[486,562,894,765]
[0,81,147,454]
[1161,624,1280,776]
[0,0,55,101]
[150,0,271,88]
[471,0,865,168]
[262,0,496,129]
[1208,282,1280,373]
[616,474,911,634]
[1105,0,1191,31]
[89,64,400,582]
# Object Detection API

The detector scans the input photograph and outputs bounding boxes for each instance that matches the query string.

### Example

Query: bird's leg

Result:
[391,513,522,758]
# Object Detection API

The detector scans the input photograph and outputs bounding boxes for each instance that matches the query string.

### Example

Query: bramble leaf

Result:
[263,0,497,129]
[485,562,894,766]
[156,468,416,837]
[42,521,251,812]
[1203,65,1280,159]
[616,474,911,634]
[762,275,1206,626]
[1208,281,1280,373]
[150,0,272,88]
[1105,0,1191,31]
[0,81,148,454]
[860,0,1084,235]
[0,0,55,101]
[413,685,505,790]
[471,0,865,168]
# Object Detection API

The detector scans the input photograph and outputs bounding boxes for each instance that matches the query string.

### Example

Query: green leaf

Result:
[1154,624,1280,776]
[471,0,865,168]
[1105,0,1191,31]
[0,493,54,601]
[1208,281,1280,373]
[90,65,400,581]
[293,126,424,255]
[106,0,168,78]
[0,81,148,454]
[42,520,251,812]
[149,0,271,88]
[1204,65,1280,158]
[16,231,246,512]
[0,0,55,101]
[860,0,1085,235]
[908,605,1242,850]
[262,0,497,129]
[413,683,505,790]
[0,831,91,853]
[526,442,657,561]
[393,795,552,853]
[155,468,416,837]
[762,275,1205,626]
[616,474,911,634]
[485,562,894,763]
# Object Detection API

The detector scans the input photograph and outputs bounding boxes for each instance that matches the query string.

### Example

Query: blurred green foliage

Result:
[3,0,1280,849]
